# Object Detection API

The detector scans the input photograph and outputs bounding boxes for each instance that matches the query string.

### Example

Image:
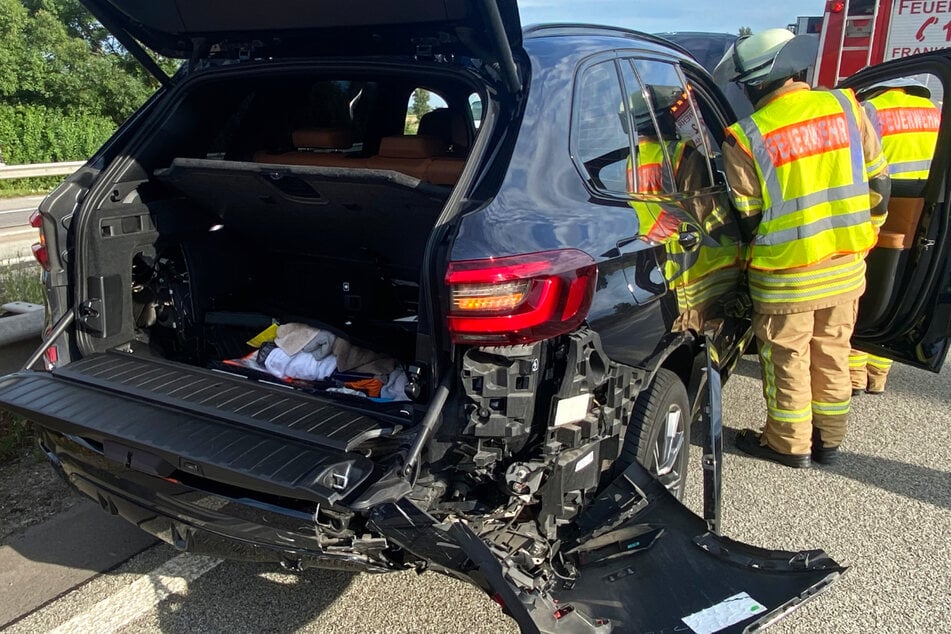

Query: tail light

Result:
[446,249,597,345]
[29,210,50,271]
[829,1,845,12]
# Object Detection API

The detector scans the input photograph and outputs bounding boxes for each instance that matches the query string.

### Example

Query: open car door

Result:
[842,51,951,371]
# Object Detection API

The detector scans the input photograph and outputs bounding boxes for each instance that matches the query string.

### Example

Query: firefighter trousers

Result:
[849,349,893,393]
[753,299,859,455]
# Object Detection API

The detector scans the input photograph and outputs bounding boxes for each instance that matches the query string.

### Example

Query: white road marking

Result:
[48,554,223,634]
[0,228,37,237]
[0,207,38,215]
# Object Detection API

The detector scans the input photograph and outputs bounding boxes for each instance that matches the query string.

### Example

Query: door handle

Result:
[678,230,701,250]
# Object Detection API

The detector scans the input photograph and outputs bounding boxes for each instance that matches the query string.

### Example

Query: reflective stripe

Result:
[829,90,867,185]
[769,404,813,423]
[748,255,866,305]
[755,191,872,246]
[733,196,762,212]
[888,159,933,176]
[868,355,893,370]
[760,340,778,407]
[759,340,812,423]
[849,351,869,368]
[812,400,851,416]
[866,153,887,176]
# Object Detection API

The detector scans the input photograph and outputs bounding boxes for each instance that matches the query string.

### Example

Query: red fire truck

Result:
[814,0,951,88]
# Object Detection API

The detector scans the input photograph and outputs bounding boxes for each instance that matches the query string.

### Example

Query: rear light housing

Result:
[829,1,845,12]
[29,210,50,271]
[446,249,597,345]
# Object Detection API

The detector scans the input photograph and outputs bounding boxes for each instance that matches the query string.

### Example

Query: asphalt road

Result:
[0,196,45,262]
[4,357,951,634]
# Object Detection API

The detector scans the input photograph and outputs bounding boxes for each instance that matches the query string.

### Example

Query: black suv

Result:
[3,2,951,632]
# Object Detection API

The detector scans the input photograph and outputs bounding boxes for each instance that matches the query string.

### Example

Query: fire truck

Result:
[814,0,951,88]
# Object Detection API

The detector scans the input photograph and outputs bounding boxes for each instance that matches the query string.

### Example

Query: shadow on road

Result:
[155,561,355,632]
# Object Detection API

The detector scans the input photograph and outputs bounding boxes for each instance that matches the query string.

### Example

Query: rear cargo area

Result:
[66,67,481,417]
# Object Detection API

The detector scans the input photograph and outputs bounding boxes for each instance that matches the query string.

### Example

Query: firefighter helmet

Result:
[856,77,932,101]
[719,28,818,87]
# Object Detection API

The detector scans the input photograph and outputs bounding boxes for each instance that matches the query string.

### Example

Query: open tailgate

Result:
[0,352,399,504]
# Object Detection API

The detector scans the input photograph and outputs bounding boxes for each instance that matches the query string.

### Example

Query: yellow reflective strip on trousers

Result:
[849,352,868,368]
[812,400,851,416]
[868,355,893,370]
[769,405,813,423]
[758,341,812,422]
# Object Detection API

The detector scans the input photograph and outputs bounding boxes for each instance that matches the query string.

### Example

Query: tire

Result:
[615,368,690,499]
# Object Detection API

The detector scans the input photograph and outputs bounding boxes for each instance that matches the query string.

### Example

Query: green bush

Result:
[0,262,45,306]
[0,103,114,165]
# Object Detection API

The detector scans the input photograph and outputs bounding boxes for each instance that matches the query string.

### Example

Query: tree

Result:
[410,88,433,118]
[0,0,179,171]
[738,26,753,37]
[0,0,175,125]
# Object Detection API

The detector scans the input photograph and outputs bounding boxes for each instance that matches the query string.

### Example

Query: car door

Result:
[842,52,951,371]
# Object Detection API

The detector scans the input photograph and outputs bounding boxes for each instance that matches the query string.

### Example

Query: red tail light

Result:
[829,1,845,12]
[29,210,51,271]
[446,249,597,345]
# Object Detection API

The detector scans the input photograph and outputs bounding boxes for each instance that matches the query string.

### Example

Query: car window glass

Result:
[405,88,448,134]
[468,92,483,129]
[573,60,631,193]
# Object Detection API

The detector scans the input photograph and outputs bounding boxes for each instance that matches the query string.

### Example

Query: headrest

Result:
[418,108,469,151]
[377,135,447,158]
[292,127,352,150]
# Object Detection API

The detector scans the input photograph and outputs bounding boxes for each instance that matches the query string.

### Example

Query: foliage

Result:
[738,26,753,36]
[0,262,45,306]
[0,410,33,462]
[410,88,433,118]
[0,0,179,171]
[0,103,114,164]
[1,0,170,125]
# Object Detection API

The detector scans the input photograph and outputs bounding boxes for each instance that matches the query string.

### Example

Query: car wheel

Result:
[616,368,690,499]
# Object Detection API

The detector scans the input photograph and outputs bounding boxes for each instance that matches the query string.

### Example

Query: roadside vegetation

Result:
[0,263,44,460]
[0,0,178,196]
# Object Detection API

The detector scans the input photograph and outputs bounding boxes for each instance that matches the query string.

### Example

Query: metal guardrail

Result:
[0,161,84,180]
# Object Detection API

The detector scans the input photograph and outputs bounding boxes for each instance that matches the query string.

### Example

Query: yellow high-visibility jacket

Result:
[863,89,940,180]
[726,88,879,272]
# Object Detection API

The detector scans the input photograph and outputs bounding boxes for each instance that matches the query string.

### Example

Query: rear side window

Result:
[572,56,719,203]
[572,60,631,193]
[404,88,448,134]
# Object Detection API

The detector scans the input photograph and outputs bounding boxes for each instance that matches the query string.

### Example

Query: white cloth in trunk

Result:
[264,347,337,380]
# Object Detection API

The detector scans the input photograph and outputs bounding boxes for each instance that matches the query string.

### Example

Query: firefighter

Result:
[715,29,891,468]
[849,78,941,395]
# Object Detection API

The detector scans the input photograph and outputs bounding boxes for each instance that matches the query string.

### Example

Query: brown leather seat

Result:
[366,135,447,180]
[253,127,366,168]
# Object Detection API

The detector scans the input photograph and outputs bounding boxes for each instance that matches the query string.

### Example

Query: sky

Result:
[516,0,829,36]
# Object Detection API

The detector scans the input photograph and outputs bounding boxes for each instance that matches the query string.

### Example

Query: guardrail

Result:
[0,161,84,180]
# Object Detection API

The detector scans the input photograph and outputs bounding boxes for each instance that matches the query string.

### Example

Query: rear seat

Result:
[254,127,367,168]
[366,135,446,181]
[254,128,464,185]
